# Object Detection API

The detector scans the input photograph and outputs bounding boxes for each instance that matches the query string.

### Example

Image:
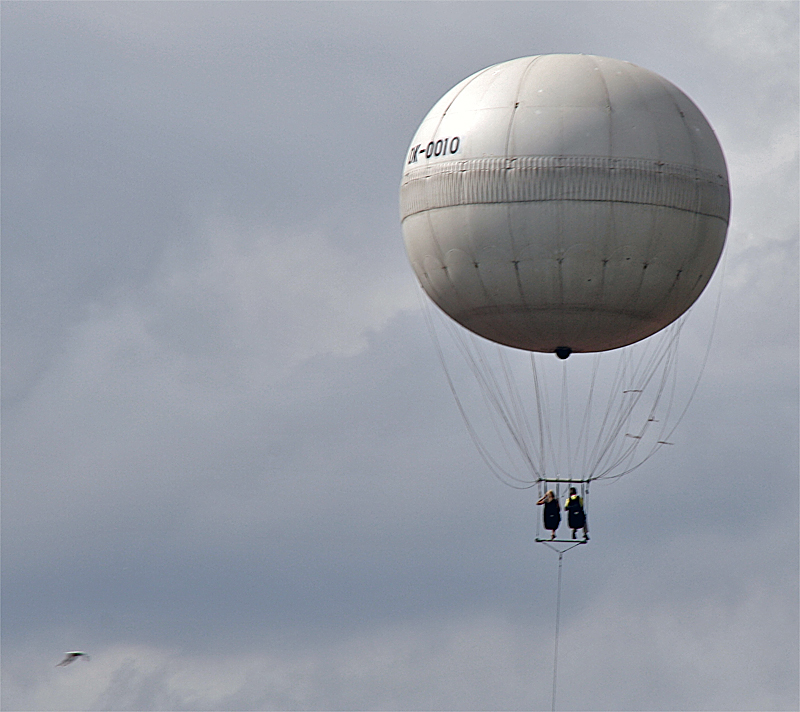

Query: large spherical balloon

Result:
[400,55,730,356]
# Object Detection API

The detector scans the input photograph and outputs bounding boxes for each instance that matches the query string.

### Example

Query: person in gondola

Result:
[536,490,561,539]
[564,487,588,540]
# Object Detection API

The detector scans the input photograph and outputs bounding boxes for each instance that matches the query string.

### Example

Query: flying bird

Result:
[56,651,90,667]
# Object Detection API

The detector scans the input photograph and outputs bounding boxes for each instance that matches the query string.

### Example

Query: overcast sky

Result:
[2,3,798,711]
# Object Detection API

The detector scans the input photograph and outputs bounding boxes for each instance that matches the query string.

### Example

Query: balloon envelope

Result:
[400,54,730,354]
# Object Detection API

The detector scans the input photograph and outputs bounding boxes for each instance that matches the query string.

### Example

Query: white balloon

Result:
[400,55,729,356]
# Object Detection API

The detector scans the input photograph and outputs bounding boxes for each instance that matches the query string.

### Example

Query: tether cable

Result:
[552,551,564,712]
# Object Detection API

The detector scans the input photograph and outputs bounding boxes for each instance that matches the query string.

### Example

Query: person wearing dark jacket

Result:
[564,487,588,540]
[536,490,561,539]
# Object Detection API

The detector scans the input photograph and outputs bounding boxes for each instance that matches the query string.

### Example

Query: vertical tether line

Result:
[552,551,564,712]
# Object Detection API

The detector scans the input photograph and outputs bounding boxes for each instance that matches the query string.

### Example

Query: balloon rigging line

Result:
[490,348,536,475]
[588,342,656,476]
[465,333,542,482]
[450,316,548,484]
[651,246,729,451]
[586,321,683,480]
[429,294,657,486]
[573,354,601,477]
[500,349,539,471]
[560,361,571,479]
[420,290,537,488]
[530,354,550,476]
[418,247,726,488]
[526,325,678,482]
[592,251,727,481]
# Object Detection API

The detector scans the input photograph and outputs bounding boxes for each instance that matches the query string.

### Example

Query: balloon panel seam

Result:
[400,156,729,222]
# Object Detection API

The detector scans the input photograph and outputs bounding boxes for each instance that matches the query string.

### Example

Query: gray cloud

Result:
[2,2,797,711]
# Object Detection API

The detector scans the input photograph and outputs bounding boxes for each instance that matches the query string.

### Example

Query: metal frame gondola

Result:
[535,477,590,552]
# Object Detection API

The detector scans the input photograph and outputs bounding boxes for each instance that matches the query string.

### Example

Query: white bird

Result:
[56,651,90,667]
